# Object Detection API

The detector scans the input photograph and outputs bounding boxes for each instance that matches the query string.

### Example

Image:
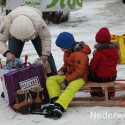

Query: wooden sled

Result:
[69,80,125,107]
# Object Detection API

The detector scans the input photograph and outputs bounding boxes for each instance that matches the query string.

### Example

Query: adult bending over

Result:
[0,6,57,76]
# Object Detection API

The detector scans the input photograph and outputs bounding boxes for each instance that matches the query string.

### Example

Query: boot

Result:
[29,86,44,114]
[90,87,104,97]
[12,90,29,114]
[41,97,59,114]
[50,97,59,104]
[44,103,64,119]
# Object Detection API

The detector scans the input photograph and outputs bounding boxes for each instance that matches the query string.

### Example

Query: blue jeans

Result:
[8,36,57,76]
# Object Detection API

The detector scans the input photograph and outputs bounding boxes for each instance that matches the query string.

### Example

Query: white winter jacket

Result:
[0,6,51,56]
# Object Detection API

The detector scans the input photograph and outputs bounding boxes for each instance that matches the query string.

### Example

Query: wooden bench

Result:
[69,80,125,107]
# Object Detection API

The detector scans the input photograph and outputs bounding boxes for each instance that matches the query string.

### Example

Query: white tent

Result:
[6,0,83,12]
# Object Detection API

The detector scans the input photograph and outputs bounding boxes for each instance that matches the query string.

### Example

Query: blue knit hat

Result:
[56,32,75,49]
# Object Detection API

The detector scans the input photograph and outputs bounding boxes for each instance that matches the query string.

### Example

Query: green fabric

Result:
[46,75,85,110]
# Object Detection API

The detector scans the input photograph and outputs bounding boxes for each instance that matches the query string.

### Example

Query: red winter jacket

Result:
[90,43,119,77]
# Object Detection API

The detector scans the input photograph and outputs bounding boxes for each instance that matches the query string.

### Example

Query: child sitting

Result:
[45,32,91,119]
[88,27,119,97]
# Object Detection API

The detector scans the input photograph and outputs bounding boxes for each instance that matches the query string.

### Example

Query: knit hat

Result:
[95,27,111,43]
[10,15,35,40]
[56,32,75,49]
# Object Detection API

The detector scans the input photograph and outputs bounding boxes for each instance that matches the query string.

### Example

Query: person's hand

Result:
[6,52,15,61]
[58,70,64,75]
[61,81,68,90]
[40,55,48,64]
[61,84,67,90]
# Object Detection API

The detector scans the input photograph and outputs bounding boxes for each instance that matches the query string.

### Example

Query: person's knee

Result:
[77,79,85,88]
[46,76,56,86]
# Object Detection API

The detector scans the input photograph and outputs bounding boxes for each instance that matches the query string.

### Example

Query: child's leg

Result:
[46,75,66,100]
[56,78,85,110]
[88,72,104,97]
[44,78,85,119]
[108,87,115,97]
[90,87,104,97]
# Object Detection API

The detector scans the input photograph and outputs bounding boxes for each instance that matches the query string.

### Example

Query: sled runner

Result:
[69,80,125,107]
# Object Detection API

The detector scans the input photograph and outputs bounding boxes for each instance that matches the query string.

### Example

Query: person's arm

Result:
[0,15,15,61]
[90,51,101,72]
[0,16,10,54]
[38,18,51,57]
[58,64,67,75]
[65,52,89,83]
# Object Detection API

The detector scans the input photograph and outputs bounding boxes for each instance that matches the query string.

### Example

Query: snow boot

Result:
[90,87,104,97]
[41,96,59,114]
[44,103,64,119]
[12,90,29,114]
[29,86,44,114]
[50,97,59,104]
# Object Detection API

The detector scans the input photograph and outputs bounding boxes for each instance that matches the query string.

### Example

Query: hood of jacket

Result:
[73,41,91,55]
[94,42,119,58]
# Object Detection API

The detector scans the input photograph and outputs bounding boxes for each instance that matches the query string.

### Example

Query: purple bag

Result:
[3,63,49,106]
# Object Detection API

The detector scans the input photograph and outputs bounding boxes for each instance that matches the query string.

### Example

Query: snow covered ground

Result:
[1,0,125,124]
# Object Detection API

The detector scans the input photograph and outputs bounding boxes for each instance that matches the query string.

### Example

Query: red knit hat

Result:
[95,27,111,43]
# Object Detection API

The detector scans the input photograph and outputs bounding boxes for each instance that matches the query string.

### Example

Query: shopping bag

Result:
[111,34,125,64]
[3,63,49,106]
[0,69,14,104]
[0,58,23,104]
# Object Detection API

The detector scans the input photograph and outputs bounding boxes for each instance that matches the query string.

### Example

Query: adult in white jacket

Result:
[0,6,57,76]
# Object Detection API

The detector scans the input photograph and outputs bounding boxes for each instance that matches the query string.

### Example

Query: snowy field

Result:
[1,0,125,125]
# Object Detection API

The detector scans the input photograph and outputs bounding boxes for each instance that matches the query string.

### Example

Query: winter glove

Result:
[33,58,51,74]
[61,80,68,90]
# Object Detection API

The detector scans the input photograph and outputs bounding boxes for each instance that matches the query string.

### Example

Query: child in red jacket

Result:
[89,27,119,97]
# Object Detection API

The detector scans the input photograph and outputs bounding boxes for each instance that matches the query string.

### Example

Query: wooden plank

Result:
[104,87,109,101]
[79,82,125,92]
[79,88,125,92]
[83,81,115,88]
[115,83,125,87]
[73,97,105,101]
[73,96,125,101]
[82,81,125,88]
[115,79,125,81]
[69,101,125,107]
